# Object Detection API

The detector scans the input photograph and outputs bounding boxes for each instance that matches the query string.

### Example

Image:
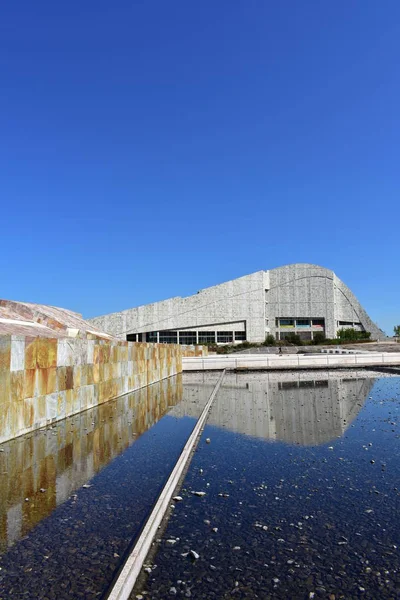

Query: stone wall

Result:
[0,335,182,444]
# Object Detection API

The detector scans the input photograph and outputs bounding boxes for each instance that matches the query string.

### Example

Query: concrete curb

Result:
[106,370,226,600]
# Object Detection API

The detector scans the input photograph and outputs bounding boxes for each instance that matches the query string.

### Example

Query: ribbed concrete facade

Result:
[89,263,384,343]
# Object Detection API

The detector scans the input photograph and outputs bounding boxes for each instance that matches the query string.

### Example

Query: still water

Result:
[0,373,220,599]
[138,371,400,600]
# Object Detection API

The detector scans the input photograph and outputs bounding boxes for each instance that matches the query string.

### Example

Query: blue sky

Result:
[1,1,399,334]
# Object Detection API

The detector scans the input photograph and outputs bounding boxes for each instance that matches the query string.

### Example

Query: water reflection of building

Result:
[0,374,183,553]
[180,371,375,446]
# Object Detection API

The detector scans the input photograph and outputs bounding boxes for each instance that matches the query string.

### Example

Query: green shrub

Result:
[263,334,276,346]
[312,332,326,345]
[337,328,371,341]
[283,332,303,346]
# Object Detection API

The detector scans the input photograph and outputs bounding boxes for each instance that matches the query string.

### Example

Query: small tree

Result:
[394,325,400,338]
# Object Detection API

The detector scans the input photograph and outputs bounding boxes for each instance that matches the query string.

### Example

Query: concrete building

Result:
[89,263,384,343]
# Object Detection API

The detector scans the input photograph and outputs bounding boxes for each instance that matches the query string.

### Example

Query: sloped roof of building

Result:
[0,299,114,339]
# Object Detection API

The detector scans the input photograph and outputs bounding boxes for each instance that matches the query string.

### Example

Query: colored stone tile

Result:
[24,338,37,370]
[10,371,25,403]
[37,368,57,395]
[23,369,36,399]
[36,338,57,369]
[0,371,11,406]
[0,337,11,372]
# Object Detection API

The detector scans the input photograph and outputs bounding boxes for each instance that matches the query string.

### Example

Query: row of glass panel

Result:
[277,318,325,328]
[127,331,246,344]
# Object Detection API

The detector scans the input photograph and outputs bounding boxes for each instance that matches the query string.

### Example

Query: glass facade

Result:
[146,332,158,343]
[296,319,310,327]
[179,331,197,345]
[159,331,178,344]
[217,332,233,343]
[129,328,245,345]
[312,319,325,328]
[234,331,246,341]
[198,331,216,344]
[279,319,295,327]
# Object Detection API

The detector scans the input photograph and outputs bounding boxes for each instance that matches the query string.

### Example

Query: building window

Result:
[234,331,246,341]
[279,319,294,327]
[146,332,158,343]
[126,334,137,342]
[198,331,216,344]
[312,319,325,328]
[179,331,197,345]
[217,331,233,343]
[159,331,178,344]
[296,319,310,327]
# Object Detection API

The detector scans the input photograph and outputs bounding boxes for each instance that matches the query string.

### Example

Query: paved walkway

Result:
[183,352,400,371]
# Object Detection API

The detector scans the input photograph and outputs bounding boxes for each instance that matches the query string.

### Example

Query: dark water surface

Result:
[0,373,219,599]
[138,371,400,600]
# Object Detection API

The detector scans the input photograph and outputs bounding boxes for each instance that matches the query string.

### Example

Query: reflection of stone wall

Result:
[181,371,376,446]
[0,375,183,552]
[0,336,182,444]
[180,345,209,357]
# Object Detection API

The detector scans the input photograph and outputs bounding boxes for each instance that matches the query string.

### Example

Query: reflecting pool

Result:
[0,373,219,599]
[138,371,400,600]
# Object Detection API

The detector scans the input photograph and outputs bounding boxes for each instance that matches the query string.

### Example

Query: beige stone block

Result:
[10,371,25,403]
[45,393,58,423]
[0,371,11,407]
[0,404,11,443]
[74,366,81,388]
[0,337,11,372]
[23,397,35,430]
[87,340,95,364]
[24,338,37,370]
[37,368,57,396]
[57,391,66,419]
[57,366,74,391]
[93,363,100,384]
[57,339,75,367]
[93,344,101,365]
[86,364,94,385]
[10,339,25,372]
[34,395,47,424]
[65,390,73,416]
[23,369,36,399]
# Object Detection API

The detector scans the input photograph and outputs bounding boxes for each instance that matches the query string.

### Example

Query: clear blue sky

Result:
[1,1,399,334]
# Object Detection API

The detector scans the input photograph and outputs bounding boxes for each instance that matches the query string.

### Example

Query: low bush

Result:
[281,332,303,346]
[263,334,276,346]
